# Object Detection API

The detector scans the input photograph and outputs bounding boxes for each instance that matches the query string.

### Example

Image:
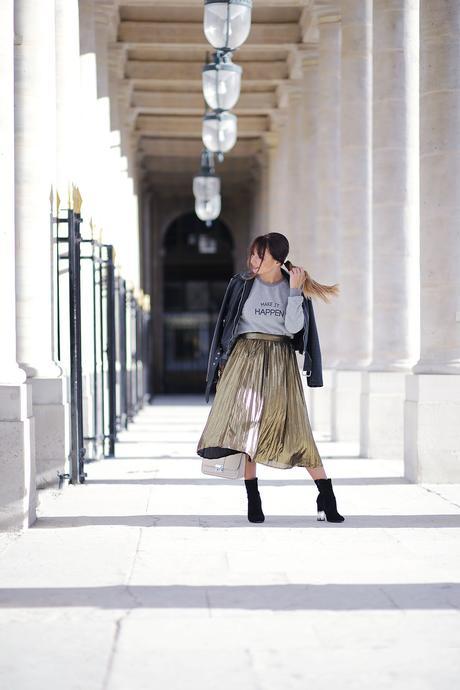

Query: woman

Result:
[196,232,344,524]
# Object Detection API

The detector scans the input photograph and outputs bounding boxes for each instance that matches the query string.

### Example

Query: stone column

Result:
[298,57,320,425]
[15,0,69,488]
[405,0,460,481]
[79,1,113,456]
[267,109,288,232]
[140,189,153,298]
[335,0,372,443]
[0,0,36,529]
[250,148,267,239]
[298,58,319,273]
[78,0,100,224]
[285,86,304,260]
[361,0,419,459]
[56,0,81,201]
[261,131,279,234]
[55,0,81,425]
[94,5,117,243]
[313,14,341,438]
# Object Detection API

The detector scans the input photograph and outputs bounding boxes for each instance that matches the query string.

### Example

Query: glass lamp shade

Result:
[204,0,252,51]
[193,174,221,201]
[195,195,221,222]
[202,60,242,111]
[202,112,237,153]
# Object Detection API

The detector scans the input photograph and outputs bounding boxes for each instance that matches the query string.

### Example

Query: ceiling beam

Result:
[125,46,291,61]
[136,114,269,136]
[118,22,301,45]
[125,59,288,81]
[143,155,255,174]
[143,172,256,192]
[131,90,277,113]
[138,138,262,157]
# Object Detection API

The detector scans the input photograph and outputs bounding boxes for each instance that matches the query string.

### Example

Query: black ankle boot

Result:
[314,478,345,522]
[244,478,265,523]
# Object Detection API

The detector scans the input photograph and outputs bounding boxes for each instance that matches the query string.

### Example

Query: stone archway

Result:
[159,212,235,394]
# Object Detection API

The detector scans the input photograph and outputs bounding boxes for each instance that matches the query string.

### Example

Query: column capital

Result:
[94,1,118,40]
[315,3,341,25]
[261,130,279,155]
[287,45,318,79]
[108,42,126,78]
[270,109,288,138]
[276,82,302,110]
[299,6,319,43]
[297,43,319,71]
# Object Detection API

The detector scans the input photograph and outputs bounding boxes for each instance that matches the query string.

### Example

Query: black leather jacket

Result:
[204,268,323,402]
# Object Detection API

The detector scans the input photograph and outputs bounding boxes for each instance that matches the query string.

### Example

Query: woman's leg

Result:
[243,454,264,522]
[306,466,327,480]
[244,454,257,479]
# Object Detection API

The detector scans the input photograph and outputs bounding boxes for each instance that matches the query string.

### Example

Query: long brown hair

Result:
[247,232,339,303]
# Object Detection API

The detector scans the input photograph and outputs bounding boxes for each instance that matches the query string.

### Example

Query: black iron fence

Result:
[53,187,151,485]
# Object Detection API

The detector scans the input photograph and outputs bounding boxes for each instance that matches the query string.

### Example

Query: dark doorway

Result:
[163,212,234,393]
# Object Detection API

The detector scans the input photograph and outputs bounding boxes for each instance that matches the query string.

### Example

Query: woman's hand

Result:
[289,266,306,290]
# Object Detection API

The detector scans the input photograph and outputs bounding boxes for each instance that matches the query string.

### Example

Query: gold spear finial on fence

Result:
[135,288,145,307]
[138,288,145,307]
[76,187,83,213]
[56,190,61,215]
[143,294,151,312]
[72,185,82,214]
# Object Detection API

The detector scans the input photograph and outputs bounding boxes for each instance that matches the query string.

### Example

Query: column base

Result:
[309,369,336,440]
[31,376,70,488]
[405,374,460,482]
[360,371,406,459]
[0,383,36,530]
[335,370,362,442]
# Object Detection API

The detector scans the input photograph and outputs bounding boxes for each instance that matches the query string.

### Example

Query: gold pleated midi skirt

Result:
[197,332,323,470]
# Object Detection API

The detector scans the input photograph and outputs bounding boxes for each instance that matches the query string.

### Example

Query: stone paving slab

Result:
[0,396,460,690]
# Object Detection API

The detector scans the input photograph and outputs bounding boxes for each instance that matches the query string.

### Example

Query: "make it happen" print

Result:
[254,300,285,318]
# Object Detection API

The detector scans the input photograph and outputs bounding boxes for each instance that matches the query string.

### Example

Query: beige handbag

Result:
[201,452,246,479]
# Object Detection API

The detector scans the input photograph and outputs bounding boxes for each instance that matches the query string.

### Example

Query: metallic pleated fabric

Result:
[197,332,323,470]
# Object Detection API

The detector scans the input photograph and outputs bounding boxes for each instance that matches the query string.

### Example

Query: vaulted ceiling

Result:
[109,1,339,191]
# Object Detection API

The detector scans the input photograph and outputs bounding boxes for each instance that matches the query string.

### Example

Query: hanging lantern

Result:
[193,148,221,201]
[202,51,242,111]
[195,194,221,222]
[202,111,237,154]
[193,175,221,200]
[204,0,253,51]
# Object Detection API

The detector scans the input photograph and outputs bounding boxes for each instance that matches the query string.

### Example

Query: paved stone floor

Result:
[1,395,460,690]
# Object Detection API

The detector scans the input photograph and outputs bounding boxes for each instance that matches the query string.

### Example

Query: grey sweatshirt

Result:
[234,275,304,338]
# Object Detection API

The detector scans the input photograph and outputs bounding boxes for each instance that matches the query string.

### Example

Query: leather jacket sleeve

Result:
[306,298,323,387]
[205,276,236,395]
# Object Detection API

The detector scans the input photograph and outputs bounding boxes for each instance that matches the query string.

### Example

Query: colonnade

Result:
[1,0,459,531]
[0,0,141,529]
[259,0,459,481]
